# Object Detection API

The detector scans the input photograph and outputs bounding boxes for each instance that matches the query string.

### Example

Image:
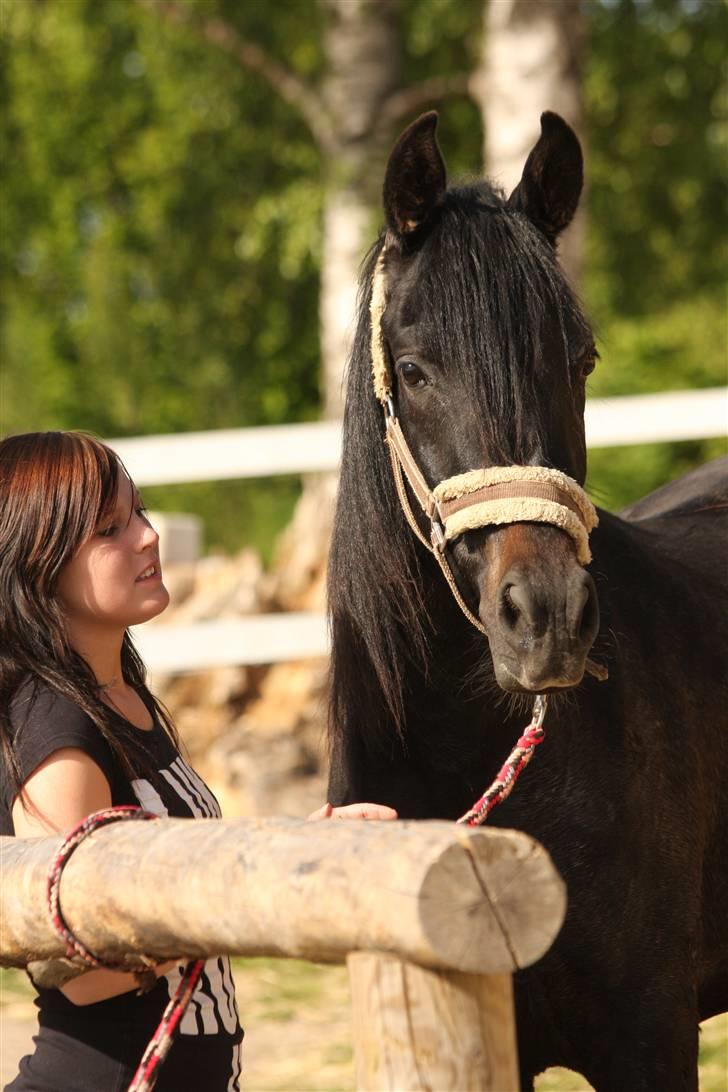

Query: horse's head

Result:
[373,111,600,694]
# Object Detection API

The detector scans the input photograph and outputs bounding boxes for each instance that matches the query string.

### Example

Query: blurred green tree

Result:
[0,0,324,441]
[0,0,724,551]
[583,0,727,508]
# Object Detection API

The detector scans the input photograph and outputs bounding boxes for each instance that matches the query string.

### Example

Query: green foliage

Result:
[589,294,725,398]
[1,0,322,445]
[142,476,302,562]
[400,0,483,177]
[582,0,727,508]
[587,437,726,513]
[585,0,728,319]
[1,0,725,553]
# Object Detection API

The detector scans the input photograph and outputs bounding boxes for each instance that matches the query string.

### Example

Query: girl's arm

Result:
[12,748,178,1005]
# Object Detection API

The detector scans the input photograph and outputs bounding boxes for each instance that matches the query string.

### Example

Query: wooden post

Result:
[348,954,519,1091]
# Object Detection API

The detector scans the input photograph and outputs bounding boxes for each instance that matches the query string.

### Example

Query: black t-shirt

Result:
[1,679,243,1092]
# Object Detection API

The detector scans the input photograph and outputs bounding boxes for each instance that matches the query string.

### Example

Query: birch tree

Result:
[474,0,586,284]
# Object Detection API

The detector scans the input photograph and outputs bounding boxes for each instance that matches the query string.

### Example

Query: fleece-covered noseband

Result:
[370,250,598,635]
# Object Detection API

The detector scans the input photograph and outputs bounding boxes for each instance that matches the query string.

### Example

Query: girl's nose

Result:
[138,514,160,550]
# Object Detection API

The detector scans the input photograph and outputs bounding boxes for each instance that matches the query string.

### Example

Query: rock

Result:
[159,549,266,626]
[206,718,327,819]
[263,475,337,611]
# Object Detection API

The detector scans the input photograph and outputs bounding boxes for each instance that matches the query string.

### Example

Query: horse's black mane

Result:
[328,180,591,744]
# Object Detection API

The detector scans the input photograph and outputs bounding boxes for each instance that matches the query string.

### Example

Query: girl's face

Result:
[56,474,170,633]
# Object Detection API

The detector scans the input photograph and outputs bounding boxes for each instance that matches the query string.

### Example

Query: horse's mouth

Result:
[496,658,586,694]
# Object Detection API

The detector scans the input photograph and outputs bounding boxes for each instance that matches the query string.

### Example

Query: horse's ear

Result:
[507,112,583,243]
[383,111,447,242]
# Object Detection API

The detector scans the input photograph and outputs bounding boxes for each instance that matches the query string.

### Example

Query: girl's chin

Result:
[132,584,170,622]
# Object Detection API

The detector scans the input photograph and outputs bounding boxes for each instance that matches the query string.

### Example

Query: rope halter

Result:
[370,249,599,637]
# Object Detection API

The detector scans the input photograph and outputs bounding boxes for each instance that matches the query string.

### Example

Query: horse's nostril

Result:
[508,583,531,617]
[498,577,540,633]
[577,576,599,644]
[496,568,599,655]
[500,584,520,630]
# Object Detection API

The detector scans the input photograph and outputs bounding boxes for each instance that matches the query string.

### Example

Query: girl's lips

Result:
[136,562,162,583]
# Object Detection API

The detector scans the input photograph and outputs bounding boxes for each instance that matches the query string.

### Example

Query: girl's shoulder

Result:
[5,676,118,799]
[10,674,91,730]
[9,675,101,747]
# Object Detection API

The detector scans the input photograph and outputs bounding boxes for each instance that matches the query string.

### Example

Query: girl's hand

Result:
[307,802,398,821]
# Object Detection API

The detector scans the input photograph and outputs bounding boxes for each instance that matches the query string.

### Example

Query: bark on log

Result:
[348,953,519,1090]
[1,818,564,979]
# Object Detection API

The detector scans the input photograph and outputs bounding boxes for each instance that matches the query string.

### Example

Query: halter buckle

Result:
[531,694,548,729]
[430,517,446,552]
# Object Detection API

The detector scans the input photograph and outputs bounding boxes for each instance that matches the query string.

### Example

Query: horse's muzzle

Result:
[480,526,600,692]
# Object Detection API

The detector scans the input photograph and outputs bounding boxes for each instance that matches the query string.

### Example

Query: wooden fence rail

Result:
[1,818,565,1090]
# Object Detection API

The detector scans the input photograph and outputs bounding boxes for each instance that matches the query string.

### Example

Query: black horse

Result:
[327,111,728,1090]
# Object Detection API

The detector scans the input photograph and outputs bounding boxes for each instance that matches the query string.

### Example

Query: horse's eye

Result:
[581,350,598,378]
[399,361,427,388]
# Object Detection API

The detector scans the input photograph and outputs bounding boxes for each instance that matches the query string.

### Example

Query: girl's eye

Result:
[97,525,117,539]
[136,505,148,518]
[399,360,427,388]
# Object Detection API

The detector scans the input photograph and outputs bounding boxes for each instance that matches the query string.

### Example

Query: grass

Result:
[0,967,35,1014]
[2,962,726,1090]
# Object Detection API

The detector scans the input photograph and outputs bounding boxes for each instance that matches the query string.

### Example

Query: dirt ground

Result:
[2,962,726,1091]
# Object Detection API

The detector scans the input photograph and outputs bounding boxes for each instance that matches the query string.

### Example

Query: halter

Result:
[370,249,599,640]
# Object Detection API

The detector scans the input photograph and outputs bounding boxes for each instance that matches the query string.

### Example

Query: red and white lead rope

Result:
[47,805,204,1092]
[457,694,548,825]
[127,958,204,1092]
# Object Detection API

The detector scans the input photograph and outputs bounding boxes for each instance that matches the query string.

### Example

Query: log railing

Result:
[1,818,565,1090]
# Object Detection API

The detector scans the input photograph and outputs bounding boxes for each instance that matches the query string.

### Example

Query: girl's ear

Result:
[383,111,447,243]
[507,111,583,244]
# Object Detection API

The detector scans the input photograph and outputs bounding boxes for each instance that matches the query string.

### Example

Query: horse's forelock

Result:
[396,184,586,464]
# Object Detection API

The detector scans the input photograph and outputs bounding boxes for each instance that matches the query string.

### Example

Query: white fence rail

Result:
[113,387,727,487]
[134,614,329,674]
[124,387,726,674]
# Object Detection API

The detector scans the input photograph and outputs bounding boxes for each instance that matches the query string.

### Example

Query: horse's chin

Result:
[493,656,586,694]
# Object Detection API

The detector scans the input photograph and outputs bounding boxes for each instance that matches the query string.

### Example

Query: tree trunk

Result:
[288,0,402,625]
[319,0,401,420]
[474,0,587,285]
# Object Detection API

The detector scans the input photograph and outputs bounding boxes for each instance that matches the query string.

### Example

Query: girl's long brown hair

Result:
[0,431,179,802]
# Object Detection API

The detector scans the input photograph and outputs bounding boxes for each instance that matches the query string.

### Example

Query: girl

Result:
[0,431,395,1092]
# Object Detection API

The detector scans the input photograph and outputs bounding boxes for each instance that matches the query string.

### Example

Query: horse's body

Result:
[327,112,728,1089]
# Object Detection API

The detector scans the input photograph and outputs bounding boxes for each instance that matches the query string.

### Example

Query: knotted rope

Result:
[457,696,548,826]
[47,805,204,1092]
